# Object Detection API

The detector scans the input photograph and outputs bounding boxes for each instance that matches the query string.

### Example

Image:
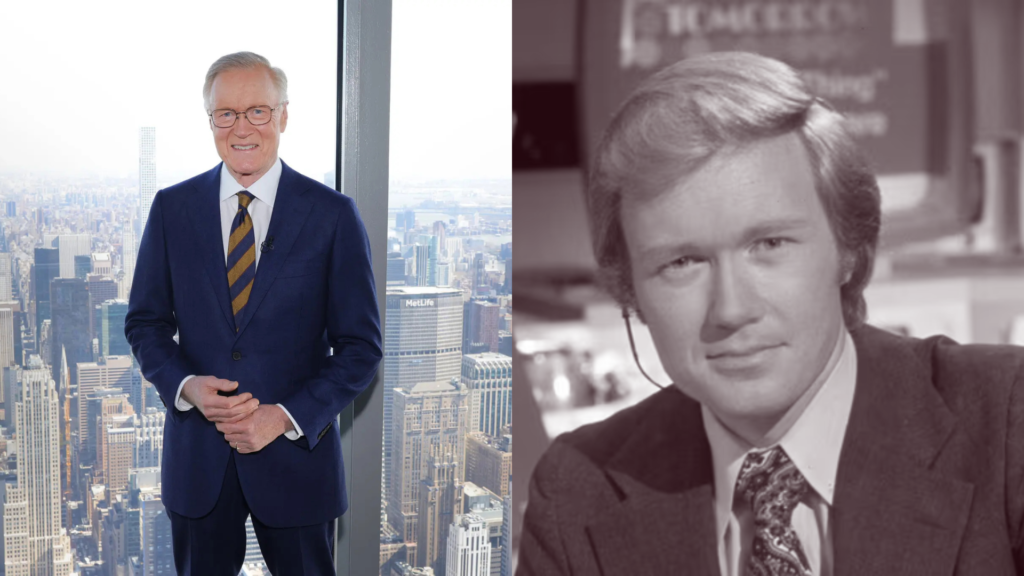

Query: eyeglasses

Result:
[208,104,286,128]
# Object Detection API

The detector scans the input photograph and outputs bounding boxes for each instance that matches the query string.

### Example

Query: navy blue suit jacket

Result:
[124,161,382,527]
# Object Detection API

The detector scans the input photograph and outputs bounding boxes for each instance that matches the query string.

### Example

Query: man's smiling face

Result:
[622,133,848,442]
[208,66,287,188]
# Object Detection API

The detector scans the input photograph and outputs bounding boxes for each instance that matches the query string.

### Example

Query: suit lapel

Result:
[832,326,974,576]
[184,164,235,332]
[586,390,721,576]
[232,160,314,339]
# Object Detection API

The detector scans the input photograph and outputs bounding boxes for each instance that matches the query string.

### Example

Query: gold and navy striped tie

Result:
[227,191,257,332]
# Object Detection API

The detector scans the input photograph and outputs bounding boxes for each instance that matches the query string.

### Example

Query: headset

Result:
[621,307,670,390]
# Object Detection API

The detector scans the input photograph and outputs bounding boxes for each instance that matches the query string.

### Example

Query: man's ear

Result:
[279,103,288,133]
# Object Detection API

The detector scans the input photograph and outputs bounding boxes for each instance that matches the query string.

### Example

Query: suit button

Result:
[232,351,242,360]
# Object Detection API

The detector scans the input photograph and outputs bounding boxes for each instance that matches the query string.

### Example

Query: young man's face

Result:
[621,133,847,441]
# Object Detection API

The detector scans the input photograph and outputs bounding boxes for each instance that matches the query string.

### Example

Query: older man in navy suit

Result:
[125,51,381,575]
[518,52,1024,575]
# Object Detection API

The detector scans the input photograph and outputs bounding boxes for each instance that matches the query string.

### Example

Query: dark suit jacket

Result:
[124,161,382,528]
[518,325,1024,575]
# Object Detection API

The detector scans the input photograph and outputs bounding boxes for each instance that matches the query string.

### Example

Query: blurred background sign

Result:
[582,0,976,246]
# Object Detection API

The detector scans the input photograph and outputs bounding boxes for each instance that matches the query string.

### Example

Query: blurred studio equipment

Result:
[515,0,1024,433]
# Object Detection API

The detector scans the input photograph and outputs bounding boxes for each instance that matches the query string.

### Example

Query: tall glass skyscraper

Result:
[138,127,156,254]
[33,247,59,342]
[49,278,91,388]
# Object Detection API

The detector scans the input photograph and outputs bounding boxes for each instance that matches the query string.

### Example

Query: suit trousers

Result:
[167,450,336,575]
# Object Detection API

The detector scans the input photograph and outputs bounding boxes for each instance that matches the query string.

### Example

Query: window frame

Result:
[333,0,391,573]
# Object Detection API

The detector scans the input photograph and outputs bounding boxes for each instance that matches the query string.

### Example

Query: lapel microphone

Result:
[261,235,275,252]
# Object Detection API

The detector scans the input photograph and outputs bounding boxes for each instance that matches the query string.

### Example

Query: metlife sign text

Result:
[404,299,436,308]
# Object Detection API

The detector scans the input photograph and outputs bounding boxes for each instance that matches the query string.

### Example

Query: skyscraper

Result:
[139,127,157,255]
[100,299,131,357]
[432,221,447,253]
[91,253,112,276]
[427,236,439,286]
[57,234,91,279]
[388,379,468,563]
[74,254,92,279]
[3,365,20,432]
[34,247,59,340]
[87,278,118,343]
[464,433,512,500]
[0,252,13,301]
[466,301,500,354]
[383,287,463,498]
[414,244,430,287]
[388,252,407,286]
[500,489,511,576]
[436,262,451,288]
[416,452,461,574]
[446,515,490,576]
[3,356,74,575]
[472,253,487,297]
[461,353,511,439]
[458,482,504,576]
[133,408,164,470]
[88,276,119,305]
[121,227,136,296]
[0,303,19,372]
[243,515,268,568]
[76,356,134,457]
[131,468,172,576]
[95,395,133,487]
[49,277,91,387]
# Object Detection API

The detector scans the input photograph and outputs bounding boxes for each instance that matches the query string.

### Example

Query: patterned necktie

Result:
[735,447,812,576]
[227,191,256,332]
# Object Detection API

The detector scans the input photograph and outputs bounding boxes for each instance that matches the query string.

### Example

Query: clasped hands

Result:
[182,375,295,454]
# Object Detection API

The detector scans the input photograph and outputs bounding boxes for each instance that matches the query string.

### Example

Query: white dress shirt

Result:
[172,158,304,440]
[703,330,857,576]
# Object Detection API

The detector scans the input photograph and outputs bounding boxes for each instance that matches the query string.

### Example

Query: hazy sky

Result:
[0,0,510,183]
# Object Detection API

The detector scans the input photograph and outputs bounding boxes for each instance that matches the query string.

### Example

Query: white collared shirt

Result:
[172,158,304,440]
[703,330,857,576]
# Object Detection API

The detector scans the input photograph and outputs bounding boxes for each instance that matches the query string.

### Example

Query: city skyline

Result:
[0,0,511,573]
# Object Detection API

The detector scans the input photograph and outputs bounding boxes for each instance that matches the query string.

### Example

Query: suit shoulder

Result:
[547,387,694,471]
[918,331,1024,394]
[876,327,1024,418]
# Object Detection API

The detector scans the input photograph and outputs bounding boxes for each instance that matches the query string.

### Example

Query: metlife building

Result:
[382,287,465,495]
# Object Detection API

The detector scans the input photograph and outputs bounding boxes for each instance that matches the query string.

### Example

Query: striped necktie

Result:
[735,447,812,576]
[227,190,257,332]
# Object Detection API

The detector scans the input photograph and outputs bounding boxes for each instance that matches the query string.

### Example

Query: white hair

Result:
[203,51,289,111]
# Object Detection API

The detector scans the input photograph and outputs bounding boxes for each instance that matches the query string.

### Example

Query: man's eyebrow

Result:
[740,218,813,243]
[634,217,813,267]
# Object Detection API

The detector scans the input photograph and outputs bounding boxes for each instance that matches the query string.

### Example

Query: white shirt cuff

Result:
[277,404,304,440]
[175,375,196,411]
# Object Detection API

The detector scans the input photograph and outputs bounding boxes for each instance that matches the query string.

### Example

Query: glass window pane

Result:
[381,2,511,575]
[1,2,336,572]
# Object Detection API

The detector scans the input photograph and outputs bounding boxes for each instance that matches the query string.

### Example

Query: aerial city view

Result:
[0,127,511,575]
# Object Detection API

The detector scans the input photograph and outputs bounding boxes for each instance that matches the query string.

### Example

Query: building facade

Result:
[3,357,73,575]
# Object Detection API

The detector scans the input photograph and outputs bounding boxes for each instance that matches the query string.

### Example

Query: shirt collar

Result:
[703,329,858,542]
[219,157,282,208]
